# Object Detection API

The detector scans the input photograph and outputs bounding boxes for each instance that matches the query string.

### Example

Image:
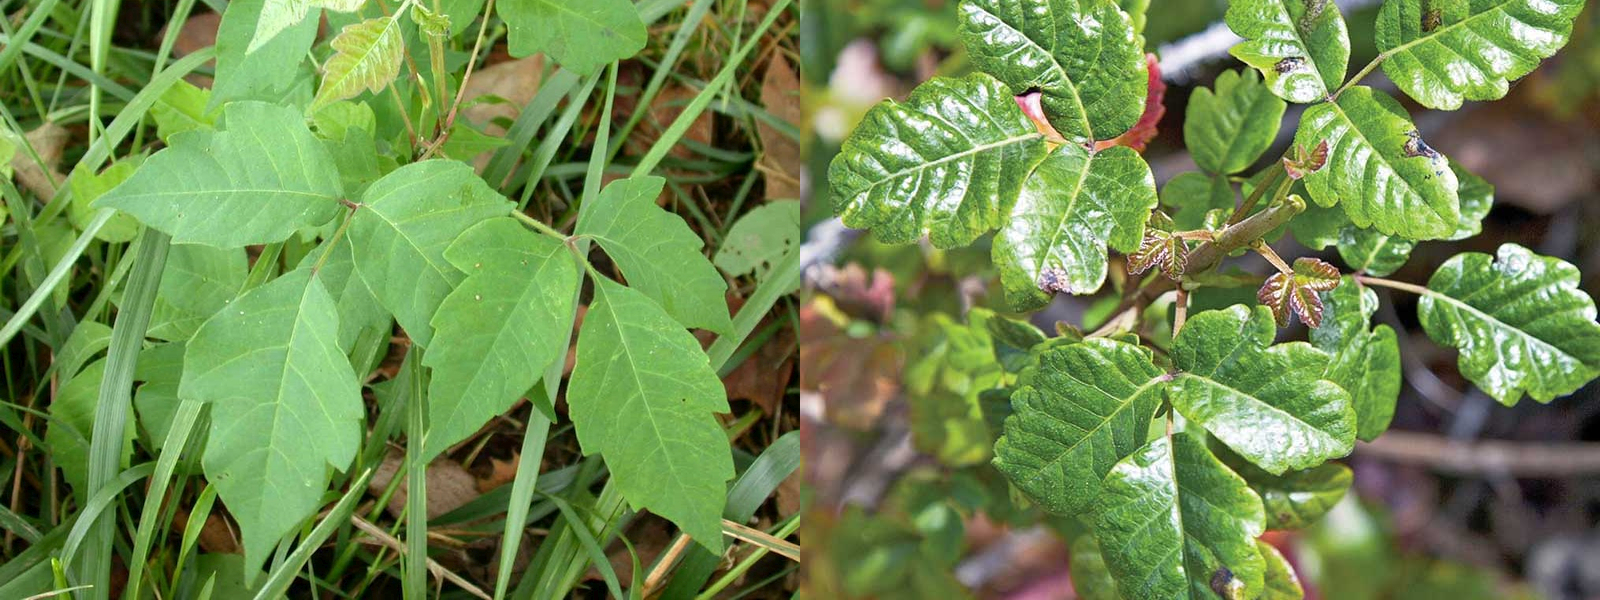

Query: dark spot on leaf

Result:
[1036,268,1073,294]
[1402,130,1441,160]
[1210,567,1236,597]
[1423,8,1443,32]
[1274,56,1307,74]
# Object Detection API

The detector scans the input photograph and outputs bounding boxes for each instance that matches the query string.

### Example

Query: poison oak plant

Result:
[0,0,799,597]
[829,0,1597,597]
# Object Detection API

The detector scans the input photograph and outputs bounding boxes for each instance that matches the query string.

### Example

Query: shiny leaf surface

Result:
[1312,279,1401,440]
[1185,69,1286,175]
[1376,0,1586,110]
[1227,0,1350,103]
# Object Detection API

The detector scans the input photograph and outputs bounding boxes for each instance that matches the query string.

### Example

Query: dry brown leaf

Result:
[723,323,796,416]
[476,452,520,493]
[10,122,69,201]
[460,55,545,133]
[756,51,802,200]
[368,450,482,519]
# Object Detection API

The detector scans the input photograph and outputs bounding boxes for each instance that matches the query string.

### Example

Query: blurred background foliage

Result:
[800,0,1600,598]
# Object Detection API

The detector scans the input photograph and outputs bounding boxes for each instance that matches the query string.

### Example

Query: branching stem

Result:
[1355,274,1433,296]
[1333,51,1389,101]
[1250,240,1293,274]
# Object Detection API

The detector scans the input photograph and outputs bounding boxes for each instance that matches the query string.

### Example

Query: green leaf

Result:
[568,277,733,552]
[1214,439,1351,531]
[1184,69,1286,175]
[1446,160,1493,241]
[181,268,363,576]
[498,0,646,76]
[1227,0,1350,103]
[992,338,1164,515]
[956,0,1148,143]
[310,100,377,142]
[148,244,248,342]
[1336,225,1414,277]
[314,16,405,111]
[714,200,801,287]
[1258,541,1305,599]
[994,144,1157,311]
[1068,535,1120,600]
[422,218,579,460]
[1418,243,1600,405]
[1094,432,1266,600]
[150,79,219,143]
[251,0,366,52]
[1162,172,1235,231]
[348,160,512,347]
[294,236,390,355]
[93,102,345,247]
[1296,86,1460,240]
[577,176,731,334]
[213,0,318,107]
[55,321,113,383]
[1377,0,1585,110]
[1312,279,1400,440]
[828,73,1047,248]
[47,360,134,496]
[67,161,141,243]
[134,343,186,452]
[1118,0,1150,35]
[1170,305,1356,474]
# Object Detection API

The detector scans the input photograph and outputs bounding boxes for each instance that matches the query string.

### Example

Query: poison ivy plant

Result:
[824,0,1600,598]
[28,0,780,592]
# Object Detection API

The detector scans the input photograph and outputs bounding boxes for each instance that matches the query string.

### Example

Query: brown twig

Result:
[349,514,493,599]
[1357,431,1600,477]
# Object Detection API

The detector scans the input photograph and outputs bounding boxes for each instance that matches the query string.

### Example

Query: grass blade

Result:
[250,468,375,600]
[404,348,427,599]
[124,400,204,600]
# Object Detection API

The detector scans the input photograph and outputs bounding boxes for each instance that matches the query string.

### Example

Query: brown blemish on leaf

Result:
[1423,8,1444,32]
[1035,267,1074,294]
[1274,56,1307,74]
[1403,130,1442,160]
[1210,566,1239,598]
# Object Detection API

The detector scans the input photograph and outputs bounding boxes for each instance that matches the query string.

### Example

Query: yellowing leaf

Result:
[314,16,404,111]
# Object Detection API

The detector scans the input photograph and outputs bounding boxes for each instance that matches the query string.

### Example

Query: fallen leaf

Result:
[10,122,70,201]
[799,297,900,430]
[757,51,802,200]
[368,449,481,519]
[476,452,520,493]
[162,11,221,86]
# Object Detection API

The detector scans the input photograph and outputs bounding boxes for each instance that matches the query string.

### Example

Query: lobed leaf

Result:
[992,338,1166,515]
[1170,305,1356,474]
[1094,432,1266,600]
[1214,439,1351,531]
[1161,172,1235,231]
[1418,244,1600,405]
[182,268,363,577]
[314,16,405,111]
[828,73,1047,248]
[577,176,732,333]
[212,0,318,107]
[1376,0,1586,110]
[1227,0,1350,103]
[1296,86,1460,240]
[498,0,647,76]
[568,277,734,552]
[347,160,512,347]
[1184,69,1286,175]
[715,200,801,287]
[1312,279,1400,440]
[422,218,579,460]
[94,102,345,247]
[957,0,1148,144]
[994,144,1157,311]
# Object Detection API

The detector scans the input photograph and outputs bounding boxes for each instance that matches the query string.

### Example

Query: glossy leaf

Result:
[576,176,731,333]
[1095,432,1266,600]
[95,102,344,247]
[1296,86,1460,240]
[1376,0,1586,110]
[1419,244,1600,405]
[1185,69,1286,175]
[957,0,1148,143]
[1336,226,1415,277]
[252,0,366,52]
[569,277,733,552]
[348,160,512,347]
[1312,279,1401,440]
[829,73,1047,248]
[1227,0,1350,103]
[994,144,1157,311]
[1170,305,1356,474]
[499,0,647,76]
[314,16,404,110]
[992,338,1165,515]
[1215,439,1352,531]
[1257,257,1341,328]
[182,268,363,576]
[1446,160,1493,241]
[422,219,579,460]
[1258,541,1305,599]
